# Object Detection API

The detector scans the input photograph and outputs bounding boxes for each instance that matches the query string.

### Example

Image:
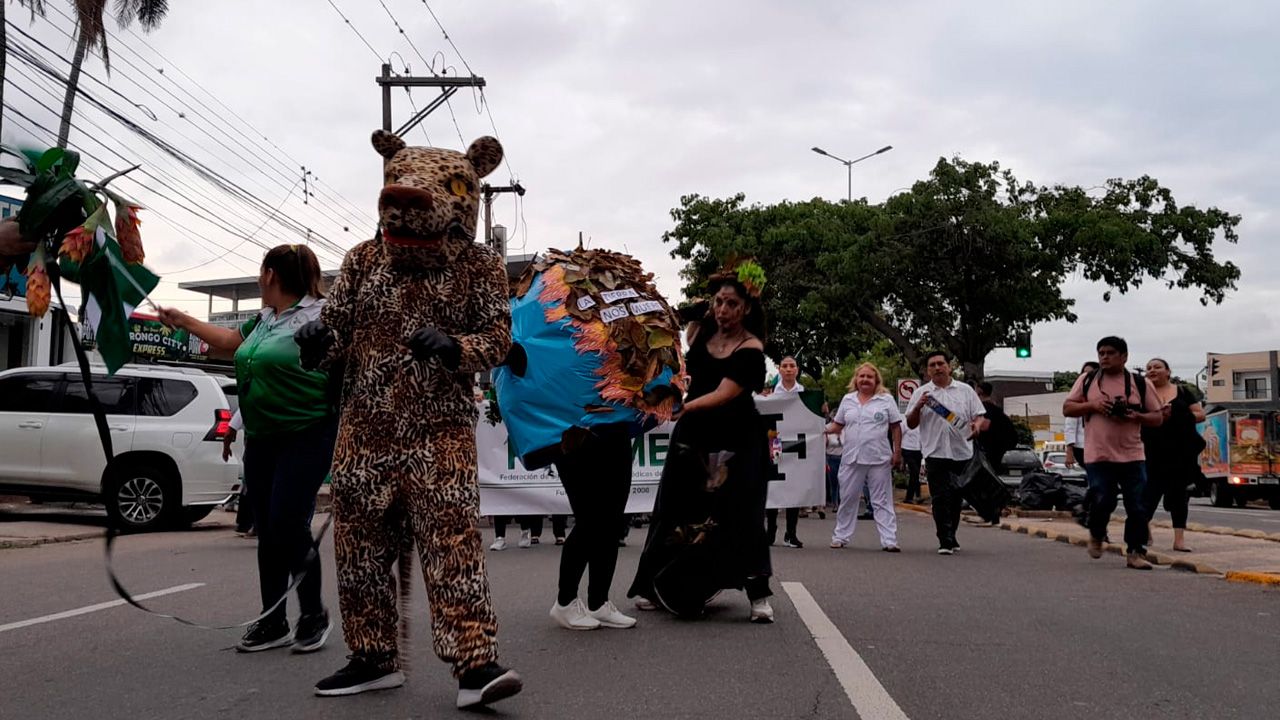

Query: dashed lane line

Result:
[0,583,205,634]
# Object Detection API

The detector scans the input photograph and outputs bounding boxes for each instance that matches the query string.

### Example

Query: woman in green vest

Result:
[159,244,337,654]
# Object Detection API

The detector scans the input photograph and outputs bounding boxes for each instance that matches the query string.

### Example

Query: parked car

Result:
[0,363,240,531]
[998,447,1044,490]
[1039,451,1088,484]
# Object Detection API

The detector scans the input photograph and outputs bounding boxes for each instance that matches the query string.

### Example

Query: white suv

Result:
[0,363,241,531]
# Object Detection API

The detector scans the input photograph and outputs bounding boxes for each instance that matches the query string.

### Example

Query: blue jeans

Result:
[1085,461,1149,554]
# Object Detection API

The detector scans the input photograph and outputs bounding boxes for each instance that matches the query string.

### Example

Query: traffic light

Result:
[1014,331,1032,358]
[1209,356,1221,377]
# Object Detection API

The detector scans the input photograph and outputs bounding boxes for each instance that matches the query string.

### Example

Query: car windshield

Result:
[1045,453,1066,464]
[1003,450,1039,466]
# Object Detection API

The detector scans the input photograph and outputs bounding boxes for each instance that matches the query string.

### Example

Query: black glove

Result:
[294,320,334,371]
[500,342,528,377]
[407,326,462,368]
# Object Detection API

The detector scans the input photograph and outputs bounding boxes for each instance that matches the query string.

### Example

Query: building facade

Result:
[1205,350,1277,405]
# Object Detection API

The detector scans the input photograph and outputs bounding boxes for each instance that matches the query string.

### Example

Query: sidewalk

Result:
[899,498,1280,587]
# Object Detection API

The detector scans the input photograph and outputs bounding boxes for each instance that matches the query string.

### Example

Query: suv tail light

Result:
[204,408,233,441]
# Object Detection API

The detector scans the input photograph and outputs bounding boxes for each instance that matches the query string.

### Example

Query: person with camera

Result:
[1063,337,1164,570]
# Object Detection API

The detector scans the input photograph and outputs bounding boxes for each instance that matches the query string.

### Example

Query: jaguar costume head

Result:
[371,129,504,269]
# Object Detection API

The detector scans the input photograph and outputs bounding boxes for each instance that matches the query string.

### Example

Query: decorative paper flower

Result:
[734,260,767,298]
[25,248,50,317]
[60,225,94,263]
[114,201,145,264]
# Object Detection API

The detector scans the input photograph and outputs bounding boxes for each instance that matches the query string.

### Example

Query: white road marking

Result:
[782,581,910,720]
[0,583,204,634]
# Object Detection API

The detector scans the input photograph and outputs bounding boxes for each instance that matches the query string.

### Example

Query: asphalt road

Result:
[2,511,1278,720]
[1126,497,1280,534]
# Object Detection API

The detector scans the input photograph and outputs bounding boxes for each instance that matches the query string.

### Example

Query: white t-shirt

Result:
[1064,415,1085,447]
[834,392,903,465]
[901,423,921,452]
[906,380,986,461]
[774,380,804,394]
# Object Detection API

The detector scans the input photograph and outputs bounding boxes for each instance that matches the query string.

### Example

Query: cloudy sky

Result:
[3,0,1276,378]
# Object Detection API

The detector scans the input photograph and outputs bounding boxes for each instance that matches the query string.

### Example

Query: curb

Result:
[1225,571,1280,587]
[1174,520,1280,544]
[897,504,1268,584]
[0,531,103,550]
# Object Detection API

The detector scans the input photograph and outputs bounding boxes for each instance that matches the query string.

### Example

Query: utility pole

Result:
[482,182,526,258]
[377,64,486,137]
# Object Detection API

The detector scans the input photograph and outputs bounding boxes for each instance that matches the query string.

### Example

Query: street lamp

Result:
[811,144,893,202]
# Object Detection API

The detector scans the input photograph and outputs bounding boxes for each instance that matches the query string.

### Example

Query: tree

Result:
[663,193,883,380]
[816,340,916,409]
[3,2,49,140]
[56,1,169,149]
[667,156,1241,381]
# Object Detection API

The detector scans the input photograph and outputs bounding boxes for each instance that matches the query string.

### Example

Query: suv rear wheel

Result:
[105,464,178,532]
[1209,481,1233,508]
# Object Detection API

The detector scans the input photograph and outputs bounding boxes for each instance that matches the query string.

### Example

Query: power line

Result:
[378,0,466,147]
[5,32,352,264]
[323,0,385,63]
[18,14,370,239]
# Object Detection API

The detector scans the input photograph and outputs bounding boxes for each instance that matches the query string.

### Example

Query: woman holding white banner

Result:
[827,363,903,552]
[627,260,775,623]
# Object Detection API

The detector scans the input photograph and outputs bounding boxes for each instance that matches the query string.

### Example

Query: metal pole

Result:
[483,187,494,251]
[846,163,852,203]
[380,64,393,132]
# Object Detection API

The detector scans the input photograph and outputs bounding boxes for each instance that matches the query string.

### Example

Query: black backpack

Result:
[1080,369,1147,423]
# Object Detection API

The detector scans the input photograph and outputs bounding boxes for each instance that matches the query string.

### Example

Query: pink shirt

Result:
[1066,371,1160,463]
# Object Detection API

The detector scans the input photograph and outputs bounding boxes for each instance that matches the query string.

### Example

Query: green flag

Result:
[61,228,160,374]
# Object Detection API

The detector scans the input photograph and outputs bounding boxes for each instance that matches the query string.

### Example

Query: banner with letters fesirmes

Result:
[476,392,826,516]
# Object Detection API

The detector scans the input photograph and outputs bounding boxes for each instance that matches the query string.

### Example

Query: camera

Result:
[1107,395,1138,417]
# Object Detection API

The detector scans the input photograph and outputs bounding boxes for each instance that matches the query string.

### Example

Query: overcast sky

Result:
[4,0,1276,378]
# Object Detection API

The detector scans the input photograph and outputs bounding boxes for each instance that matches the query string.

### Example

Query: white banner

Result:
[477,393,826,516]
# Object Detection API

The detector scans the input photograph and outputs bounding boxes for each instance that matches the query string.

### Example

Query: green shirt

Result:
[233,296,333,437]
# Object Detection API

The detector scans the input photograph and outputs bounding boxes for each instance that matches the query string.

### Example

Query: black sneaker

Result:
[293,610,332,653]
[315,655,406,697]
[457,662,523,709]
[782,535,804,549]
[236,619,292,653]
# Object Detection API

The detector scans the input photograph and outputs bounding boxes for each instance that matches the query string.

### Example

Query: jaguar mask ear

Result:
[372,130,407,160]
[465,136,503,179]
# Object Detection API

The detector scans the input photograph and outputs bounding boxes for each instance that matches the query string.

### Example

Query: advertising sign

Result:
[82,312,214,363]
[1198,411,1229,477]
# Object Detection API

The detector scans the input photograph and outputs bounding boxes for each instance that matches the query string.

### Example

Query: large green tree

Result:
[666,156,1241,380]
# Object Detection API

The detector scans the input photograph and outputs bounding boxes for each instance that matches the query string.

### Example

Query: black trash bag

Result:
[956,452,1011,523]
[1057,482,1086,512]
[1018,472,1062,510]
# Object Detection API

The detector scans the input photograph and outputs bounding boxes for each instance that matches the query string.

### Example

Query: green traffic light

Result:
[1016,347,1031,358]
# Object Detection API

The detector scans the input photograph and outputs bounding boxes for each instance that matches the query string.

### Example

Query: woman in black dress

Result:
[1142,358,1206,552]
[627,267,774,623]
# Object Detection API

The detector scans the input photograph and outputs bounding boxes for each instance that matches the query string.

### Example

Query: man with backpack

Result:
[1063,337,1164,570]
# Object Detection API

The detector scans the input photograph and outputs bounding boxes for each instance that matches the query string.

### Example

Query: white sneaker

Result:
[587,600,637,629]
[489,537,507,551]
[549,599,601,630]
[749,599,774,624]
[633,598,658,611]
[518,529,532,548]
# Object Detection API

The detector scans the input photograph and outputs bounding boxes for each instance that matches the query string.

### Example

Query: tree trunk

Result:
[856,304,923,374]
[961,358,985,383]
[56,30,90,149]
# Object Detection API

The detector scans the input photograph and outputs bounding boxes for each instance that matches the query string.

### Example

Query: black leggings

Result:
[1144,460,1191,529]
[555,426,633,609]
[765,507,799,540]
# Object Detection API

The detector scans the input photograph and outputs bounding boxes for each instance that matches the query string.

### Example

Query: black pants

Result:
[494,515,551,537]
[1144,459,1190,529]
[244,418,336,625]
[765,507,800,541]
[235,480,254,532]
[902,449,923,502]
[924,457,968,549]
[555,426,633,609]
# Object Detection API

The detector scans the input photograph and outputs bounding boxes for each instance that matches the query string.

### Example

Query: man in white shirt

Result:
[905,351,988,555]
[1064,361,1099,468]
[766,356,805,547]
